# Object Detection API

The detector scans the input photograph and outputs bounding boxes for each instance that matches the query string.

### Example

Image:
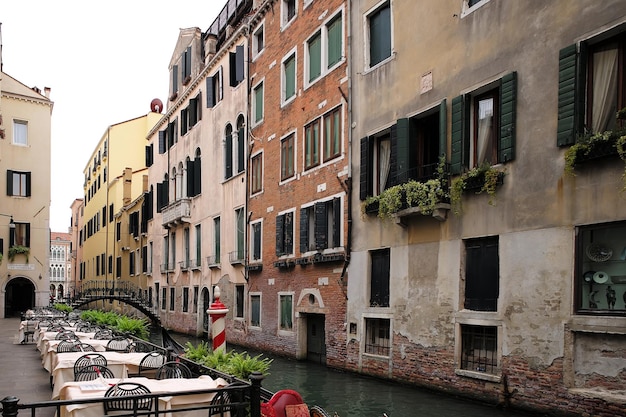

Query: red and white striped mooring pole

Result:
[207,286,229,352]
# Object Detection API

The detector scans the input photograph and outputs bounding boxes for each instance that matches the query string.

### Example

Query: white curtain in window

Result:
[13,121,27,145]
[476,98,494,165]
[378,139,391,193]
[592,47,618,133]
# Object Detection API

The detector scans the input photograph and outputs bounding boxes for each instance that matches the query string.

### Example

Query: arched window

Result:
[177,162,184,199]
[236,114,246,174]
[225,124,233,179]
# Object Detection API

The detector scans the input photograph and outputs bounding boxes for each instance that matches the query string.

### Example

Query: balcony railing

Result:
[179,259,190,271]
[162,198,191,228]
[190,258,202,270]
[207,255,220,268]
[160,263,175,273]
[229,250,245,265]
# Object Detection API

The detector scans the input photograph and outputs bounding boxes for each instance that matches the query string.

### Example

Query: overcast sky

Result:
[2,1,223,232]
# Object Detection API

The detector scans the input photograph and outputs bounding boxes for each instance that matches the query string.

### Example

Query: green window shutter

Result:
[299,208,309,253]
[225,133,233,178]
[285,56,296,99]
[450,95,466,175]
[369,4,391,67]
[499,71,517,162]
[557,44,578,147]
[309,34,321,82]
[359,137,371,201]
[395,118,410,184]
[255,84,264,122]
[439,99,447,158]
[6,170,13,196]
[327,14,342,68]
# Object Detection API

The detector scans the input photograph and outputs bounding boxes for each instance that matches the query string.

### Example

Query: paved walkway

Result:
[0,317,55,416]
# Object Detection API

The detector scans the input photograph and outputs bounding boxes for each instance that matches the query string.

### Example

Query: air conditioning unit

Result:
[121,246,130,251]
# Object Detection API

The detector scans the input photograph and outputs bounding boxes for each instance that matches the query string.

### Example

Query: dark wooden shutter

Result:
[450,95,466,174]
[142,246,148,273]
[557,44,579,147]
[225,133,233,178]
[181,108,189,135]
[284,212,293,254]
[184,46,192,78]
[314,202,327,250]
[163,179,169,206]
[145,145,153,167]
[332,198,341,248]
[25,223,30,247]
[158,131,166,154]
[275,214,284,256]
[465,238,499,311]
[6,170,13,196]
[172,65,178,94]
[189,97,198,126]
[193,157,202,196]
[156,183,163,213]
[146,189,153,220]
[186,159,195,197]
[237,128,245,173]
[499,72,517,162]
[196,92,202,121]
[370,249,390,307]
[229,52,238,87]
[396,118,410,184]
[235,45,244,83]
[299,208,309,253]
[25,172,31,197]
[388,124,398,187]
[439,99,447,158]
[359,137,372,200]
[206,76,215,108]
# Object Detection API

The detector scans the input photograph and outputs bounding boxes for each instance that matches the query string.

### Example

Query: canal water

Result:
[169,332,544,417]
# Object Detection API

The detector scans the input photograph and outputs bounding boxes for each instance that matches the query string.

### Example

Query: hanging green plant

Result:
[361,156,449,219]
[0,252,3,265]
[8,245,30,262]
[450,164,505,214]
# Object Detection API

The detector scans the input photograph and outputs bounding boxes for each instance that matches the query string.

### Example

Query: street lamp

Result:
[0,214,15,229]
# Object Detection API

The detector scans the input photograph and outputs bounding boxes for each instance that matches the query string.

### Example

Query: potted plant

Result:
[362,157,449,219]
[8,245,30,263]
[450,164,505,214]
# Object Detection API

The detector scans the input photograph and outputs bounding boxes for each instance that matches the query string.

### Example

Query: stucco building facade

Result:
[0,71,53,317]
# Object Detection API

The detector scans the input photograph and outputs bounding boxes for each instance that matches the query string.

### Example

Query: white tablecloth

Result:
[36,330,97,353]
[57,376,228,417]
[51,352,148,399]
[41,339,110,372]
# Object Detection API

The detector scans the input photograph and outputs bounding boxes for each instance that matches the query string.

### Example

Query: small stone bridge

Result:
[71,280,160,325]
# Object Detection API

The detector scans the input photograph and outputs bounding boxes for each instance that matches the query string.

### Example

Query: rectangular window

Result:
[304,119,320,170]
[279,294,293,330]
[253,82,264,124]
[464,236,499,311]
[10,222,30,248]
[276,211,294,256]
[183,287,189,313]
[283,53,297,104]
[235,208,245,262]
[370,248,390,307]
[163,236,169,271]
[206,67,223,108]
[558,31,626,147]
[6,170,31,197]
[183,227,190,269]
[365,318,390,356]
[282,0,296,27]
[368,1,392,68]
[251,153,263,194]
[461,324,498,374]
[300,198,341,253]
[116,257,122,278]
[171,232,176,269]
[161,287,167,310]
[214,216,221,263]
[253,24,264,58]
[575,221,626,314]
[281,134,295,181]
[12,120,28,145]
[235,285,244,318]
[147,242,153,274]
[251,221,262,261]
[170,287,175,311]
[324,107,341,161]
[250,294,261,327]
[193,286,199,313]
[451,73,516,174]
[129,251,135,275]
[195,224,202,268]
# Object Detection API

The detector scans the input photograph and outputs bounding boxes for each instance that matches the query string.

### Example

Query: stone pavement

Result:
[0,316,55,416]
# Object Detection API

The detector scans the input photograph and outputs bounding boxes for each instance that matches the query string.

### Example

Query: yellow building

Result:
[0,71,53,317]
[79,113,160,314]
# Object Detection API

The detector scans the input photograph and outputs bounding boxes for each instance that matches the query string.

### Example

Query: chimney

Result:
[44,87,51,98]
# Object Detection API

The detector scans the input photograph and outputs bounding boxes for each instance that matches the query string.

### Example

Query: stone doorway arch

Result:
[4,276,35,317]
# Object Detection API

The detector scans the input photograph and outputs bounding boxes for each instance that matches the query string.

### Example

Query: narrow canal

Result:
[169,332,545,417]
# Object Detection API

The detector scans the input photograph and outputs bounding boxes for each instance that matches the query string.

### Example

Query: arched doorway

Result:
[4,276,35,317]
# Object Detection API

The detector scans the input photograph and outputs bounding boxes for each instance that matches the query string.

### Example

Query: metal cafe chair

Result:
[103,382,153,416]
[73,353,107,379]
[155,361,193,379]
[130,351,167,378]
[74,364,115,382]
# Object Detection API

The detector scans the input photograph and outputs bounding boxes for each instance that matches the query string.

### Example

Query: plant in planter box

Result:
[450,164,505,214]
[8,245,30,262]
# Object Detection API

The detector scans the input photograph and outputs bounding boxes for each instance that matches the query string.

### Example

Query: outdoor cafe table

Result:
[56,375,228,417]
[36,330,97,353]
[40,339,110,372]
[51,351,147,399]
